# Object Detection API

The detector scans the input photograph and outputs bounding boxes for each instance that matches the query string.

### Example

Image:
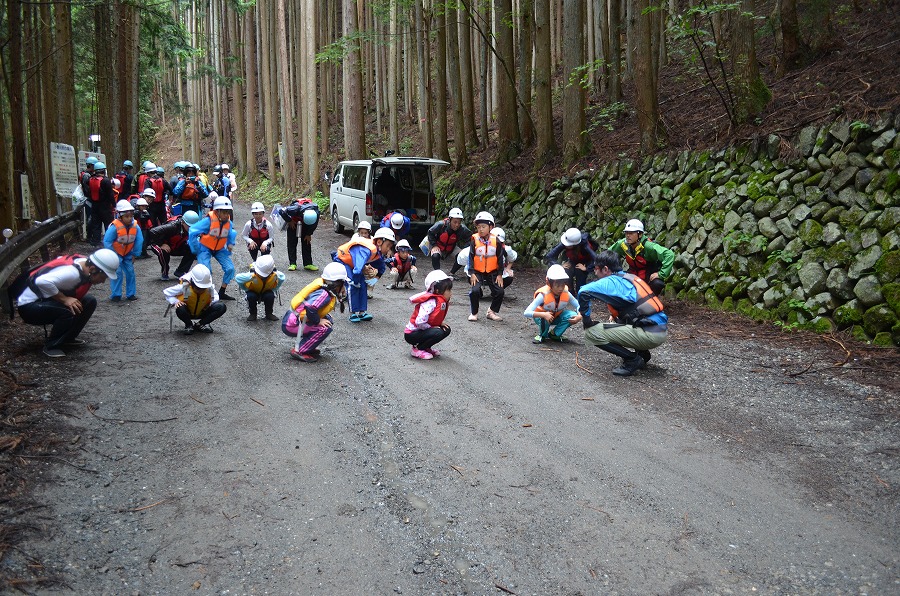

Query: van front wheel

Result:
[332,207,344,233]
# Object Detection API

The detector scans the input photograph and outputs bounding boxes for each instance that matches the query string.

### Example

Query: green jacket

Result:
[609,237,675,281]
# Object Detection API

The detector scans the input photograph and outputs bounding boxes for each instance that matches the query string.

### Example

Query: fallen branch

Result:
[574,351,594,375]
[449,464,465,476]
[17,453,98,473]
[874,474,890,488]
[87,404,177,424]
[580,502,613,522]
[189,395,205,405]
[249,397,265,407]
[494,582,518,595]
[130,498,171,512]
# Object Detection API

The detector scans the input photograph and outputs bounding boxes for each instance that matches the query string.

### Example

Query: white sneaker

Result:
[486,310,503,321]
[468,314,478,322]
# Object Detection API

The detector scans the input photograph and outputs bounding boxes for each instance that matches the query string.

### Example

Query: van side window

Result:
[343,165,368,191]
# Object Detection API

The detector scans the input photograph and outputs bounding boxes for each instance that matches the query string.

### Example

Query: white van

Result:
[329,156,449,239]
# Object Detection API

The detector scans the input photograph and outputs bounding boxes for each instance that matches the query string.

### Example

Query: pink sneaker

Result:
[426,347,441,357]
[411,347,434,360]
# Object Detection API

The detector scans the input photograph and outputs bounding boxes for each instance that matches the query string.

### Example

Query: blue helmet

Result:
[156,166,164,174]
[182,210,200,225]
[303,210,319,226]
[123,160,133,168]
[94,161,107,171]
[86,156,98,166]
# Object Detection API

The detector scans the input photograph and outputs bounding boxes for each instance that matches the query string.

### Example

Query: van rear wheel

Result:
[332,207,344,233]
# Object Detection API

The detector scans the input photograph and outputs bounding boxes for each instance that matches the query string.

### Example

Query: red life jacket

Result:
[89,176,103,202]
[248,221,270,245]
[28,255,91,300]
[434,219,460,252]
[619,240,650,281]
[391,254,414,277]
[114,172,127,189]
[409,293,448,328]
[135,173,150,194]
[149,177,165,203]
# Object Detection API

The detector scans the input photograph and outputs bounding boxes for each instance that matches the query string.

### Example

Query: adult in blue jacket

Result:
[380,211,411,241]
[189,196,238,300]
[577,250,668,377]
[172,163,210,216]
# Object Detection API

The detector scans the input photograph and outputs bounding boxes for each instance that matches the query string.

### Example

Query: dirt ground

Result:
[1,204,897,594]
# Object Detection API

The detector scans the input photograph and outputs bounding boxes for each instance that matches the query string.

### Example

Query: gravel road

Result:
[2,204,898,595]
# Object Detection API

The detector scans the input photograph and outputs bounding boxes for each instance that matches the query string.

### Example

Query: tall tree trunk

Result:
[517,0,534,147]
[40,0,58,214]
[343,0,366,158]
[276,0,295,189]
[433,5,450,161]
[0,51,13,229]
[478,2,489,149]
[119,2,139,167]
[730,0,770,125]
[228,7,245,171]
[54,0,77,149]
[318,0,330,157]
[458,4,479,149]
[25,4,48,220]
[632,0,662,153]
[561,0,589,164]
[533,0,557,165]
[777,0,806,74]
[446,1,468,168]
[388,0,399,153]
[607,0,622,102]
[189,2,201,163]
[414,0,432,156]
[259,2,277,179]
[495,0,520,163]
[243,9,258,178]
[304,0,318,190]
[8,0,27,228]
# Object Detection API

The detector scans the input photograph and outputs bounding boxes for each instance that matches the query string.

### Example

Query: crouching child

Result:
[524,264,582,344]
[285,262,348,363]
[163,264,227,335]
[235,254,285,322]
[405,270,453,360]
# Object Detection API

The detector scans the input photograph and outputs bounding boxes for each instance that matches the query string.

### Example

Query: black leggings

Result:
[469,271,504,314]
[404,327,450,350]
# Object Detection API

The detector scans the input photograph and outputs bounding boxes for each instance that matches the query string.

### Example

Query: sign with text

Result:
[20,173,31,220]
[78,150,105,173]
[50,142,79,197]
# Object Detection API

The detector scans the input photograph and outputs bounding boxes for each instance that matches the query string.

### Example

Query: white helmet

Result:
[424,269,451,292]
[624,218,645,233]
[373,227,395,242]
[144,161,157,173]
[250,202,265,213]
[207,191,219,202]
[474,211,494,225]
[357,221,372,231]
[115,199,134,213]
[254,254,275,277]
[212,196,233,210]
[395,239,412,250]
[141,187,156,199]
[188,264,213,288]
[89,249,120,280]
[221,163,230,171]
[321,262,349,282]
[390,212,405,229]
[492,227,506,243]
[112,178,121,189]
[561,228,582,247]
[448,207,464,219]
[547,264,569,281]
[135,197,149,207]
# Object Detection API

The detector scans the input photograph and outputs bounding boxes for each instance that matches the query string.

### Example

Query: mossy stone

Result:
[863,305,898,335]
[875,250,900,283]
[833,300,864,327]
[812,317,836,333]
[850,325,871,343]
[871,332,894,346]
[882,282,900,315]
[884,171,899,194]
[797,220,824,247]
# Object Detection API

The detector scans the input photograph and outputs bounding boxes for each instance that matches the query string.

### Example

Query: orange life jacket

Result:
[471,234,499,273]
[199,215,231,252]
[607,273,664,323]
[111,219,138,257]
[336,238,377,267]
[533,284,572,316]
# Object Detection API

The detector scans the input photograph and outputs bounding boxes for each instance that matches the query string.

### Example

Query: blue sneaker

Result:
[349,313,362,323]
[360,312,374,321]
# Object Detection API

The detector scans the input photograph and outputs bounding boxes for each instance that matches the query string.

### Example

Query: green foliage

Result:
[585,102,629,133]
[568,59,611,90]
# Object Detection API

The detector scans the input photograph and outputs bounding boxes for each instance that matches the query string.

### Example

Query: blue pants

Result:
[198,249,236,285]
[534,310,579,339]
[344,267,368,313]
[110,255,136,299]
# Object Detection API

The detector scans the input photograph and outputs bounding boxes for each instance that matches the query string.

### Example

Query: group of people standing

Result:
[13,185,676,376]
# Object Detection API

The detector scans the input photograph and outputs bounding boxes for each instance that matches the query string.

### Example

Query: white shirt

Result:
[16,260,88,307]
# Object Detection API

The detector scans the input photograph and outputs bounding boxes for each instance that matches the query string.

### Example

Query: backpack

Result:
[213,178,226,195]
[148,177,165,202]
[182,179,199,202]
[7,254,85,320]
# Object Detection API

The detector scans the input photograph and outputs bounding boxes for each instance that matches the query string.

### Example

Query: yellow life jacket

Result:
[244,272,279,295]
[179,284,212,317]
[290,279,336,321]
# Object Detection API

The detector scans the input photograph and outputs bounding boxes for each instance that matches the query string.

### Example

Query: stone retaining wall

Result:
[439,114,900,345]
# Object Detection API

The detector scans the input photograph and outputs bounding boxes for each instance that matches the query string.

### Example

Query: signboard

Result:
[78,150,105,173]
[20,173,31,220]
[50,142,79,198]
